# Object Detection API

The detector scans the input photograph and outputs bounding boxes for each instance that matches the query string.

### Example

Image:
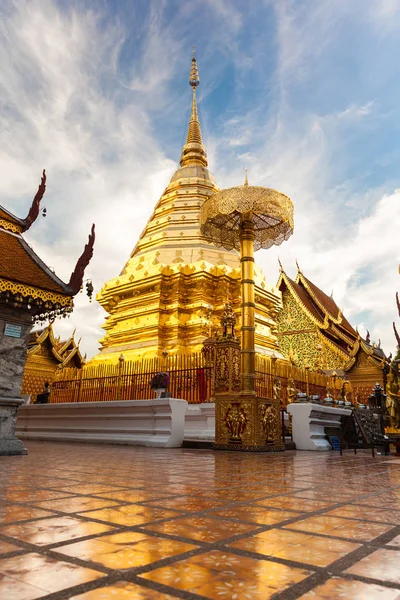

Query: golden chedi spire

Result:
[94,49,282,363]
[180,48,208,168]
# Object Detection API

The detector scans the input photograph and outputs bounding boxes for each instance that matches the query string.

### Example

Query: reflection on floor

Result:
[1,443,400,599]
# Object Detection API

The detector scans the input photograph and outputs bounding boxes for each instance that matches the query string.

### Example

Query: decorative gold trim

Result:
[279,271,324,328]
[318,331,350,361]
[0,278,73,307]
[0,219,22,234]
[330,323,357,347]
[344,356,356,371]
[61,346,80,367]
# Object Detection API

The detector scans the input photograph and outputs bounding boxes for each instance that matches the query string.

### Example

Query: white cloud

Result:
[0,0,179,357]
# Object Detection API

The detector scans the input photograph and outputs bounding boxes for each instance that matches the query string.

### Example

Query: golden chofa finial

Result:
[295,259,301,272]
[189,46,200,87]
[244,169,249,186]
[278,257,283,271]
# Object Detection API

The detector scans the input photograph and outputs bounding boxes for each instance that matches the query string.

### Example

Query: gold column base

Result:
[214,394,285,452]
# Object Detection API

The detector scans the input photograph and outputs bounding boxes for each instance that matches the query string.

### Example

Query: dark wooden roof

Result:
[0,206,23,227]
[299,274,357,338]
[0,228,73,296]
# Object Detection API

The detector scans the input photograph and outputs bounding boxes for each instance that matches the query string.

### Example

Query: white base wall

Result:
[287,402,351,451]
[17,399,188,448]
[184,403,215,442]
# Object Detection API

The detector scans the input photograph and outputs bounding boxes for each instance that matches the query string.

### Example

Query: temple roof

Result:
[278,272,325,325]
[344,336,388,372]
[0,170,47,234]
[297,271,357,337]
[277,265,358,354]
[0,170,95,320]
[0,229,73,295]
[27,323,84,367]
[0,206,24,229]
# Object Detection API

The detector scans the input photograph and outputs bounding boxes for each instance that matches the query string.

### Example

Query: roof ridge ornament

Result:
[22,169,46,232]
[68,224,96,294]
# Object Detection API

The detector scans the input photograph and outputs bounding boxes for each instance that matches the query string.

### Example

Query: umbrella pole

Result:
[240,212,256,396]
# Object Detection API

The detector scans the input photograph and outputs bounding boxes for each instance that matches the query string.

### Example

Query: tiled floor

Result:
[1,444,400,599]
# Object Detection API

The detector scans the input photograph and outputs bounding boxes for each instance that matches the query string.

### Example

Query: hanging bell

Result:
[86,280,94,302]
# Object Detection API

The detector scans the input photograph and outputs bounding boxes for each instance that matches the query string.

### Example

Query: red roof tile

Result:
[300,275,357,337]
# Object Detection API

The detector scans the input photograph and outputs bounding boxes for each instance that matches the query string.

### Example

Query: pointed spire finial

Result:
[296,259,301,272]
[278,257,283,271]
[180,49,207,167]
[244,169,249,186]
[189,46,200,88]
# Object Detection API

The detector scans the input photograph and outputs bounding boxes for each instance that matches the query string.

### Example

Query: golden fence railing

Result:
[51,352,343,405]
[52,354,213,405]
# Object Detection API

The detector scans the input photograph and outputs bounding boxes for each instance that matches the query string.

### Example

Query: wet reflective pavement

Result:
[1,443,400,599]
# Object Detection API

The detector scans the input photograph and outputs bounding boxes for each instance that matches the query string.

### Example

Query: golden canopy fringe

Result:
[51,353,343,407]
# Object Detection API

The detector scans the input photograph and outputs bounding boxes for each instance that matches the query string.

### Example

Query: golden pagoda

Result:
[95,52,282,362]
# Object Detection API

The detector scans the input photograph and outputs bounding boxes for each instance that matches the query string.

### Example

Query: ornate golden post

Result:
[240,212,256,396]
[305,365,310,397]
[76,368,84,403]
[331,371,337,403]
[116,354,125,400]
[200,175,294,451]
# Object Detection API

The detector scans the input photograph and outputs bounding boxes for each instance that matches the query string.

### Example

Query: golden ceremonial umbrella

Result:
[200,177,294,396]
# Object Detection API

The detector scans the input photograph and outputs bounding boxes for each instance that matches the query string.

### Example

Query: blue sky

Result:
[1,0,400,357]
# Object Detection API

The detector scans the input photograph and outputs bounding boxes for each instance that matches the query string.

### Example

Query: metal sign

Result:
[4,323,23,339]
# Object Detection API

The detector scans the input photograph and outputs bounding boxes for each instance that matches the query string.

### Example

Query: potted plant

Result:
[150,372,170,398]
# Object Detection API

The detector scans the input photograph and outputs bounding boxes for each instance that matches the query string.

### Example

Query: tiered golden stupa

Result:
[95,53,282,362]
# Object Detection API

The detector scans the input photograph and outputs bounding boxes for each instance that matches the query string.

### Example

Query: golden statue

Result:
[354,387,360,405]
[386,370,400,429]
[325,383,333,399]
[262,404,277,443]
[287,378,297,404]
[341,379,353,404]
[224,404,248,443]
[273,377,282,405]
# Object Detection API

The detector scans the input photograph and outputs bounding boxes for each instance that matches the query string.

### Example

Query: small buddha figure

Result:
[287,378,297,404]
[341,379,353,405]
[386,370,400,429]
[262,405,276,443]
[324,384,334,404]
[273,378,282,405]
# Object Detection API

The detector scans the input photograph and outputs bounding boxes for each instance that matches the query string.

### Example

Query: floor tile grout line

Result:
[337,571,400,590]
[2,446,400,600]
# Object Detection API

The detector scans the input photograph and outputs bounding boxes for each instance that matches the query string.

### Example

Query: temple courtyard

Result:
[0,444,400,599]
